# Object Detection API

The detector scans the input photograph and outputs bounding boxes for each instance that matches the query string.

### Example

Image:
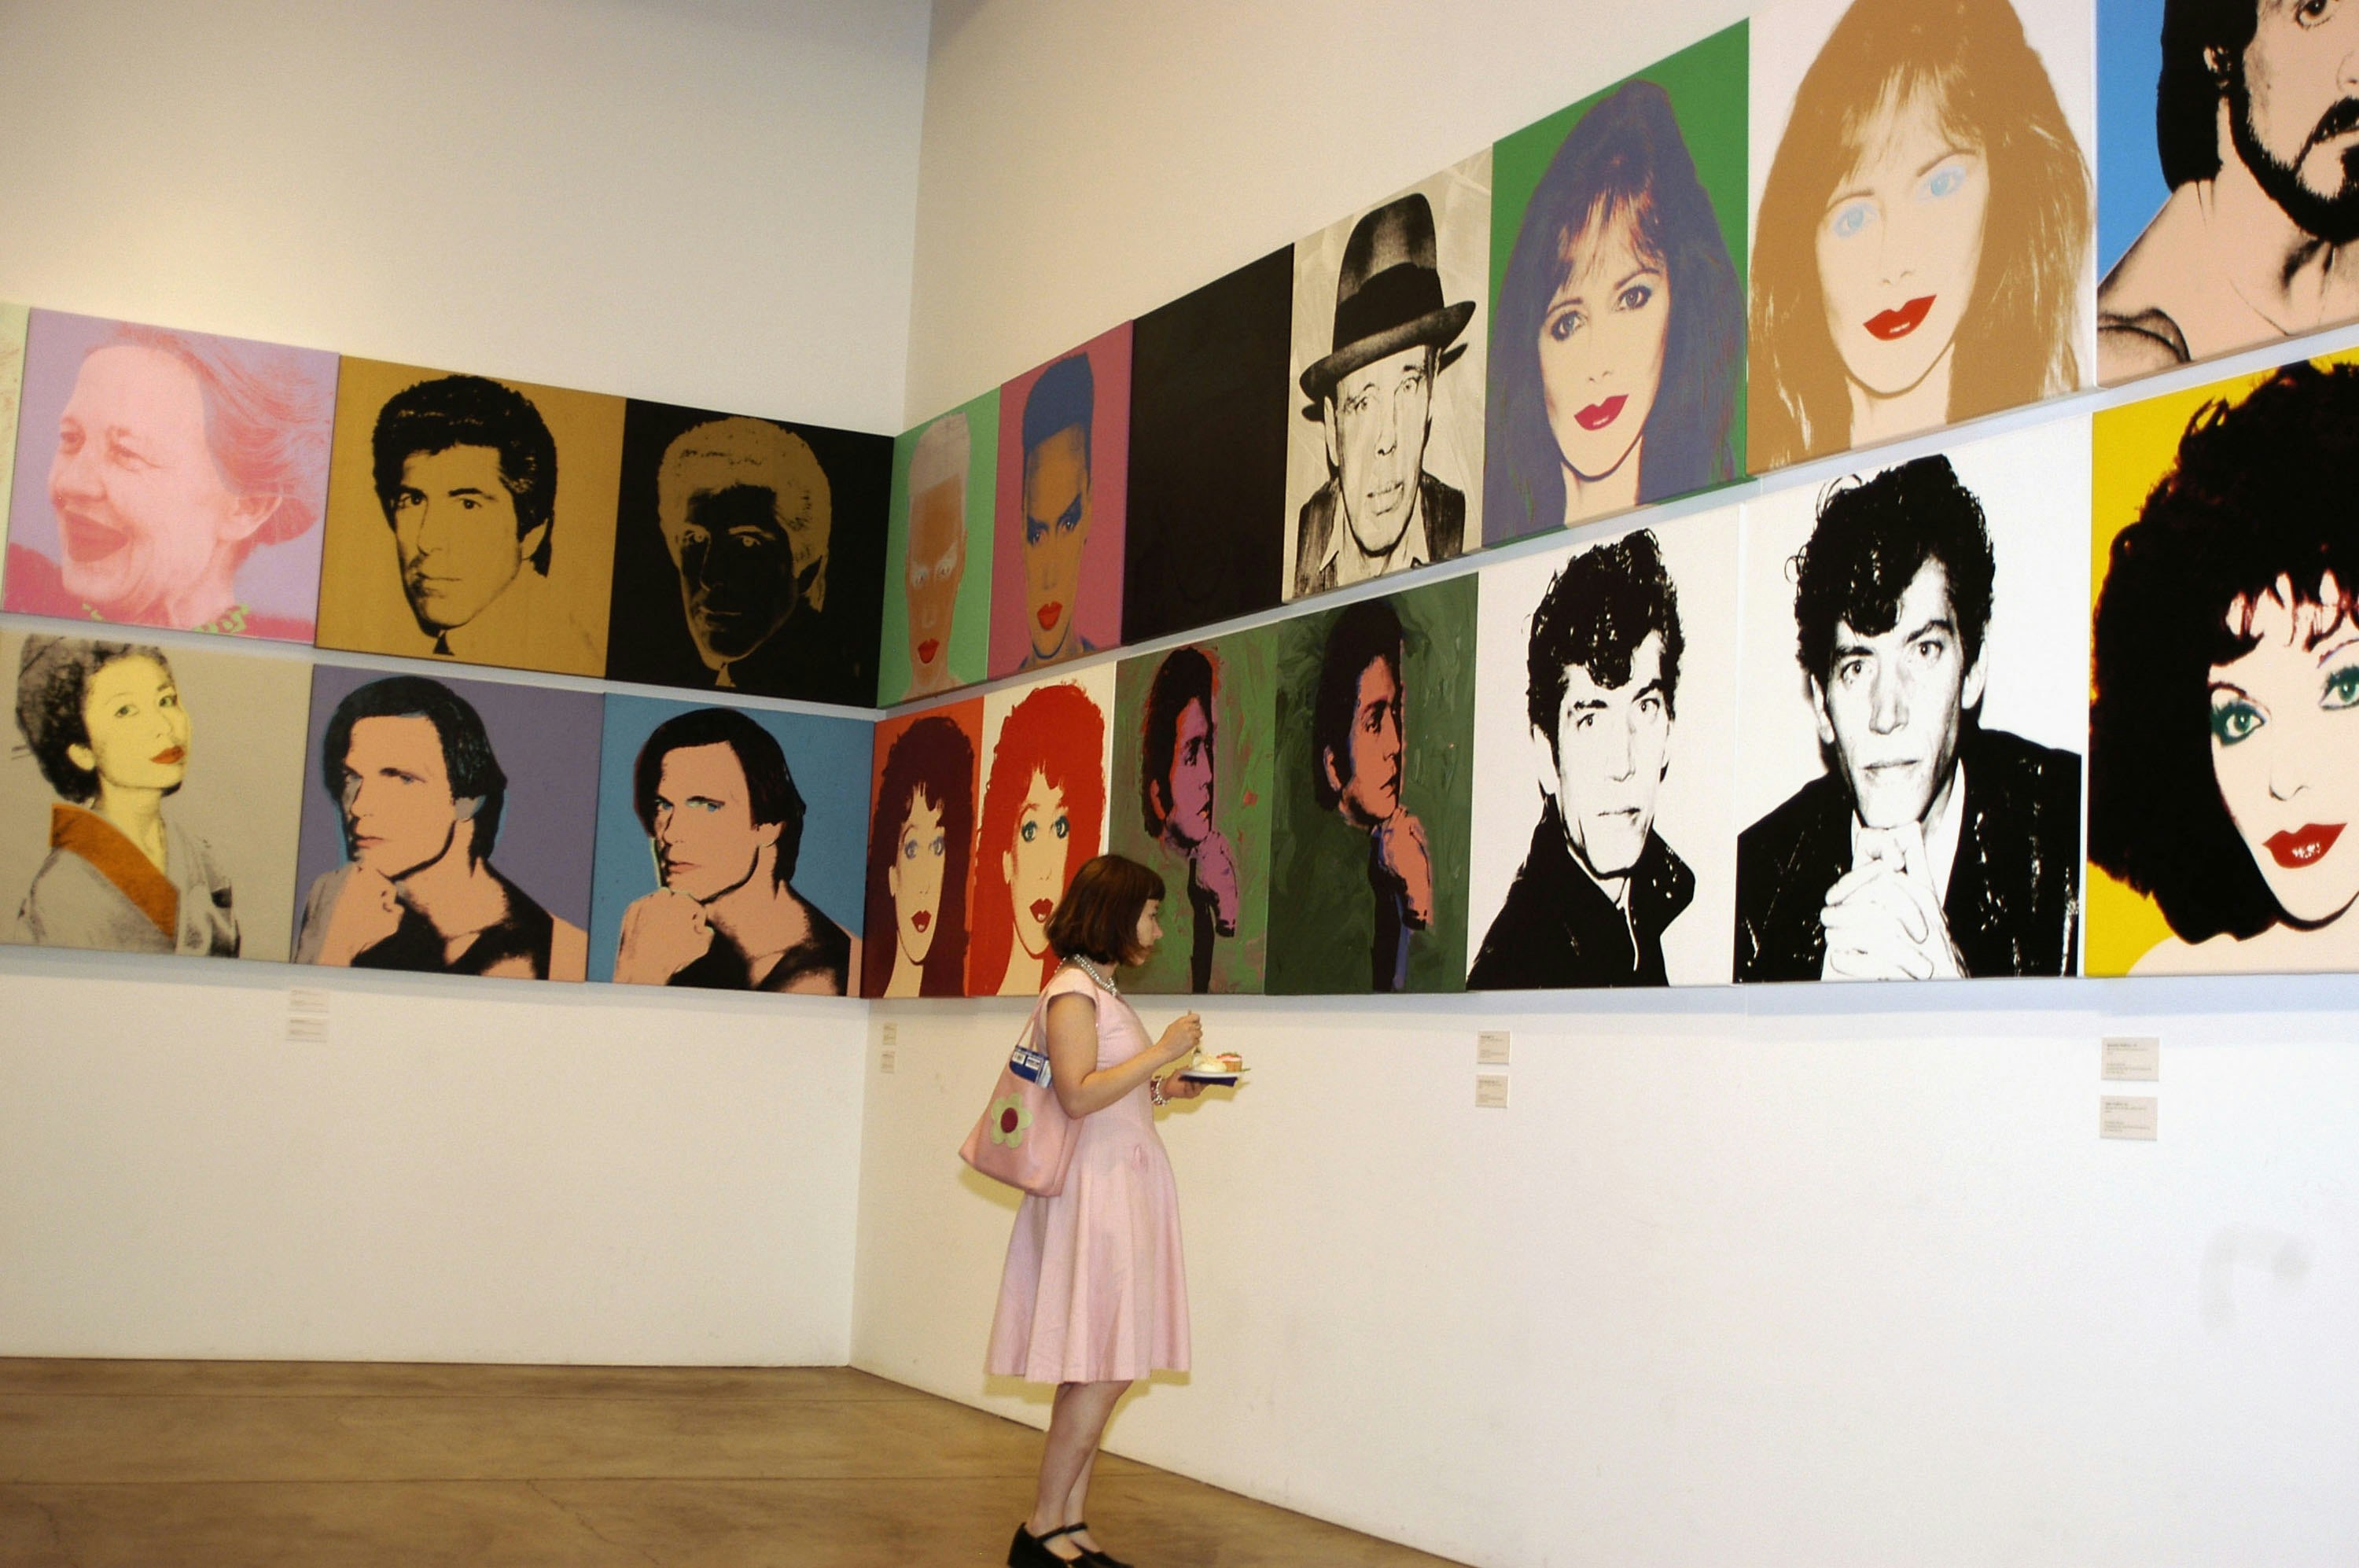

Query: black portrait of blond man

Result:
[604,399,889,706]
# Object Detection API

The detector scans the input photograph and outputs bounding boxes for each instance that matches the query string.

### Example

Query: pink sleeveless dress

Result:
[986,966,1191,1383]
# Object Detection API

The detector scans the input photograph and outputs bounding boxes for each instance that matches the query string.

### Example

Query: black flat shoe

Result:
[1009,1522,1091,1566]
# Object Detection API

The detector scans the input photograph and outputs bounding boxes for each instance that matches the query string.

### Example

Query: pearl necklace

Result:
[1063,954,1120,995]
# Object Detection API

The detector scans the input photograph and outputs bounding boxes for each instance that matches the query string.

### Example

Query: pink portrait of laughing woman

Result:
[5,312,335,640]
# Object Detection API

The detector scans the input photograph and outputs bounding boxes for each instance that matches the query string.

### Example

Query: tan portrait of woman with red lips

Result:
[1750,0,2092,472]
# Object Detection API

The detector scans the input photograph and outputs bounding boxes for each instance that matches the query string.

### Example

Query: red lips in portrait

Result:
[916,638,940,664]
[1029,897,1054,925]
[1574,395,1627,432]
[1865,296,1936,340]
[2266,823,2344,868]
[150,746,186,765]
[911,909,932,933]
[1036,602,1064,632]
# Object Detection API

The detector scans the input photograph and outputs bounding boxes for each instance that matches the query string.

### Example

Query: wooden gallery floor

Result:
[0,1360,1466,1566]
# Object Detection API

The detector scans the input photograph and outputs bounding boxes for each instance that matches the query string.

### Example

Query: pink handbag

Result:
[959,988,1080,1197]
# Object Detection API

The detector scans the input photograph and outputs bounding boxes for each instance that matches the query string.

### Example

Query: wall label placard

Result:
[2100,1096,2158,1141]
[2101,1036,2159,1082]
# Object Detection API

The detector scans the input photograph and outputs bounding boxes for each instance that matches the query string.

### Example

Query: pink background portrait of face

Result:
[4,310,337,642]
[988,322,1131,680]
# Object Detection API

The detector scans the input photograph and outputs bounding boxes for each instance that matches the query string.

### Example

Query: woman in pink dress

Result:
[992,854,1210,1568]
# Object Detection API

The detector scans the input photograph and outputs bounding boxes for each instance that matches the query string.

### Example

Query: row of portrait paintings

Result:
[867,341,2359,994]
[886,0,2359,703]
[0,308,891,707]
[10,341,2356,996]
[2,637,870,993]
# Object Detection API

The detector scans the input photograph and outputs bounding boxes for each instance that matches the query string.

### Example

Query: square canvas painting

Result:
[2094,0,2358,382]
[1487,24,1749,542]
[5,309,337,641]
[2089,352,2359,977]
[991,328,1132,679]
[1126,248,1293,638]
[314,359,622,678]
[291,665,604,982]
[1285,159,1489,604]
[588,695,870,995]
[1734,418,2090,982]
[968,663,1116,996]
[605,399,890,706]
[1750,0,2094,466]
[1465,509,1740,990]
[1267,573,1476,995]
[2,631,310,962]
[880,393,998,704]
[863,697,984,998]
[1109,629,1275,995]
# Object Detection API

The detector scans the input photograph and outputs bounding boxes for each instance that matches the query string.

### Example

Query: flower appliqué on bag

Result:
[988,1092,1033,1147]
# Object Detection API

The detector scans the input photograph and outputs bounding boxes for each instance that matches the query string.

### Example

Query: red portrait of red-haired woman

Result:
[967,670,1112,996]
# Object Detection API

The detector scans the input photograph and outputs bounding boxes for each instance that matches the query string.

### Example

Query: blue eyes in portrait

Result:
[2324,664,2359,711]
[1828,201,1872,241]
[1924,165,1965,201]
[1019,813,1071,844]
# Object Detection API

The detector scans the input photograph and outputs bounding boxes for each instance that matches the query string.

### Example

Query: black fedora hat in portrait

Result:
[1300,191,1476,411]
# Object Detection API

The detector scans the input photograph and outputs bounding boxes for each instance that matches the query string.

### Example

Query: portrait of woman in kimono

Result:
[11,635,237,955]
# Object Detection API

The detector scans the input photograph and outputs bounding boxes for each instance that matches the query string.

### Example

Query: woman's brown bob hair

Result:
[1044,855,1167,967]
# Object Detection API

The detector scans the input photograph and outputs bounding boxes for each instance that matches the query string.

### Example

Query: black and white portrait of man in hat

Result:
[1286,160,1491,602]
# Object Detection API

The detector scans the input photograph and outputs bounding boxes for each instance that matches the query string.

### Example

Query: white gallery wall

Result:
[0,0,932,1364]
[873,3,2359,1566]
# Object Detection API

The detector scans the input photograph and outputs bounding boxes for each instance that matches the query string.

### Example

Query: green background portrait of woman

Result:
[1485,24,1749,544]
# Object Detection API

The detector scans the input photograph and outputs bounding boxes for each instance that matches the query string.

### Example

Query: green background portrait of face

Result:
[1267,572,1475,996]
[1489,21,1750,467]
[878,388,999,705]
[1109,628,1275,996]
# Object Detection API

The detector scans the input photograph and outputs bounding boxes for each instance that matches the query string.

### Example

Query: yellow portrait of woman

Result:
[2089,347,2359,976]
